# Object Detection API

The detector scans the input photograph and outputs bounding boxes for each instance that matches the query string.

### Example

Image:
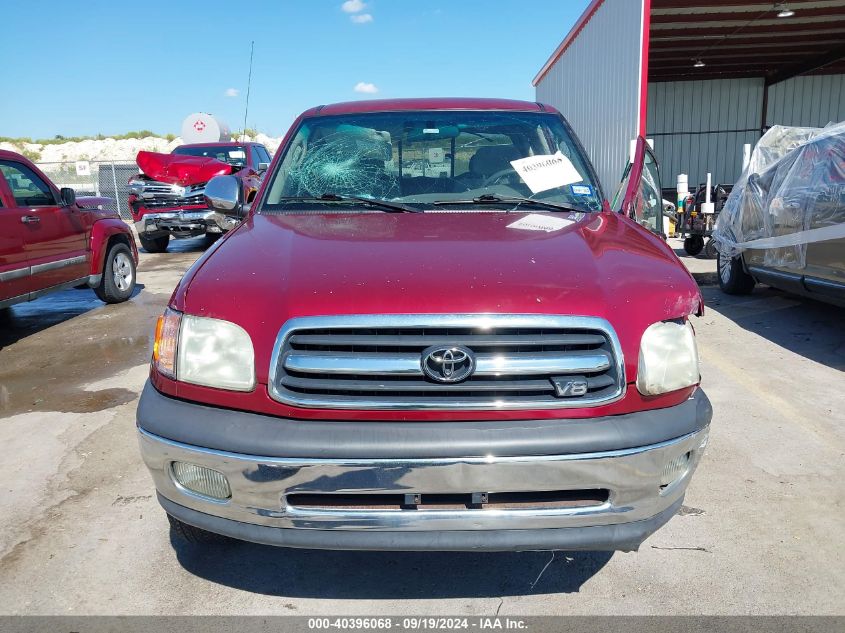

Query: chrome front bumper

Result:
[139,425,708,549]
[134,210,239,237]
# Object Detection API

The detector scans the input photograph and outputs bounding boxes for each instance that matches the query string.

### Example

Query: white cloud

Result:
[354,82,379,94]
[341,0,366,13]
[350,13,373,23]
[224,88,239,97]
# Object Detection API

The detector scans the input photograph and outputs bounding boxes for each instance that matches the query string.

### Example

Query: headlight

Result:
[152,309,255,391]
[636,320,700,396]
[178,314,255,391]
[127,177,146,194]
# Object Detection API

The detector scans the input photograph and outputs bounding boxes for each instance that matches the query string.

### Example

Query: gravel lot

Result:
[0,237,842,615]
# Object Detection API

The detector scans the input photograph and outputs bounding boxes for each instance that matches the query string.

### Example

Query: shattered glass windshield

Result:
[262,111,603,212]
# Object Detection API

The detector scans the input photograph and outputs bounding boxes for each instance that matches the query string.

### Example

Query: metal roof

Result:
[534,0,845,86]
[650,0,845,83]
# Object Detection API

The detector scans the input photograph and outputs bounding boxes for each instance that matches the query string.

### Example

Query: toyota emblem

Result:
[421,345,476,383]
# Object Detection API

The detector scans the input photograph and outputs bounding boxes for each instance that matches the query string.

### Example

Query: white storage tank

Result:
[180,113,231,144]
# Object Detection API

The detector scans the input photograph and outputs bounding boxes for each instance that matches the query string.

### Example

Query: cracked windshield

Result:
[264,111,603,212]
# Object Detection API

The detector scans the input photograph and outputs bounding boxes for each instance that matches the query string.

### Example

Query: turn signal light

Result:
[153,308,182,378]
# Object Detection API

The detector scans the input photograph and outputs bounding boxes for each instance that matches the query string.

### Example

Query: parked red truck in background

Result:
[128,142,271,252]
[1,150,138,309]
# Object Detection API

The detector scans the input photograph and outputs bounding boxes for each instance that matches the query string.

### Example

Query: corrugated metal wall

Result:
[646,78,764,189]
[536,3,844,194]
[647,74,845,189]
[766,74,845,127]
[535,0,644,198]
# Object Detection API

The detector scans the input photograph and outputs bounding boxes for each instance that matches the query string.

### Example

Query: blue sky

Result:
[0,0,589,139]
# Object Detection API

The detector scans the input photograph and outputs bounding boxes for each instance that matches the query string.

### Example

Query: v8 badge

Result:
[551,377,589,398]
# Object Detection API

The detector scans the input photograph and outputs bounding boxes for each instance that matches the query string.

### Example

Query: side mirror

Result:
[257,162,270,173]
[204,175,243,217]
[60,187,76,207]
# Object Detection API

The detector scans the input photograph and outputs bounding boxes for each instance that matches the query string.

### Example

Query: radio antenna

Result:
[241,40,254,142]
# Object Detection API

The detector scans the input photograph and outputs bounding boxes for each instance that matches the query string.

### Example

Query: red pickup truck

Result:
[137,98,710,552]
[1,150,137,310]
[128,142,270,252]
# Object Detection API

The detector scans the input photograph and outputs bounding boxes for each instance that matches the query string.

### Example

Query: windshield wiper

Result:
[433,194,582,213]
[278,194,420,213]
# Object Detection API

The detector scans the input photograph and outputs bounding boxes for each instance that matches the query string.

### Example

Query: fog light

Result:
[660,452,691,488]
[171,462,231,500]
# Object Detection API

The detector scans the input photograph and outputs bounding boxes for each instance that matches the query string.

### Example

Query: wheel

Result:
[139,234,169,253]
[718,251,756,295]
[167,514,232,545]
[94,242,136,304]
[684,235,705,256]
[703,238,718,259]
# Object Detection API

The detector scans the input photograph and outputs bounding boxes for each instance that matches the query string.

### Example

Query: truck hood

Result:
[178,211,702,385]
[135,150,232,185]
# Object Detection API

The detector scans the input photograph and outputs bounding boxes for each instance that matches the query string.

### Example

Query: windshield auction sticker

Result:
[507,213,575,232]
[510,151,583,194]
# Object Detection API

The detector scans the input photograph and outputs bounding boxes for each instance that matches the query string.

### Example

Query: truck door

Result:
[802,185,845,299]
[0,160,88,293]
[612,137,665,237]
[0,175,30,304]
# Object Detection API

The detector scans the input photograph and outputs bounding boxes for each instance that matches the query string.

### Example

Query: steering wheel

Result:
[482,167,519,187]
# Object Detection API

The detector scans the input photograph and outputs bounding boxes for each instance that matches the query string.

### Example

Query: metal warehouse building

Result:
[533,0,845,195]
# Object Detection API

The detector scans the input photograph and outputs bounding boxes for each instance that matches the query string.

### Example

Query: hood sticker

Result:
[507,213,575,233]
[509,151,583,194]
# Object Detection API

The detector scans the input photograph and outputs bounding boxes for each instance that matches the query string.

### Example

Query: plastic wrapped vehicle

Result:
[714,122,845,305]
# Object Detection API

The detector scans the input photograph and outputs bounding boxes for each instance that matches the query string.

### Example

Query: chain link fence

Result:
[35,160,138,221]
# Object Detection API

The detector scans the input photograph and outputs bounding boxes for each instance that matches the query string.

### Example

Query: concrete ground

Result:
[0,237,842,615]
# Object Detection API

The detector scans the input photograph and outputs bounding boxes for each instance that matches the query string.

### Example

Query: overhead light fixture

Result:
[776,3,795,17]
[693,59,706,68]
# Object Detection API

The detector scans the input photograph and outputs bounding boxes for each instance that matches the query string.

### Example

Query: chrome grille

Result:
[138,181,207,209]
[269,315,625,410]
